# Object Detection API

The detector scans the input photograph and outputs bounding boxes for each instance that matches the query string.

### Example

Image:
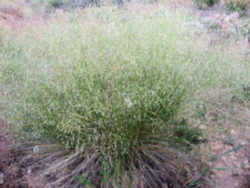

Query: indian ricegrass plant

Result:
[8,18,188,186]
[1,9,191,187]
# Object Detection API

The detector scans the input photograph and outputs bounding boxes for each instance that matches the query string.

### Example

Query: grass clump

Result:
[20,59,189,187]
[226,0,248,16]
[2,11,193,186]
[21,59,186,156]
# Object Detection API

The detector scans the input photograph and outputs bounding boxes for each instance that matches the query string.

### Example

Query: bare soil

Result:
[0,118,28,187]
[189,89,250,188]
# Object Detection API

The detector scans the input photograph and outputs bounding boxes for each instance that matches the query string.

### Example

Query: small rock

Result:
[199,124,207,130]
[0,172,4,184]
[234,182,240,187]
[198,136,207,143]
[27,168,32,174]
[231,129,236,135]
[224,12,239,23]
[240,141,246,146]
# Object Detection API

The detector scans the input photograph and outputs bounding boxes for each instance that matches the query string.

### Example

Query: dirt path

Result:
[192,90,250,188]
[209,134,250,188]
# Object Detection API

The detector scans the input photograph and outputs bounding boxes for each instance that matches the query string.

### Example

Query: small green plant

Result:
[223,136,234,146]
[195,103,207,120]
[75,175,94,187]
[193,0,219,9]
[226,0,247,16]
[242,84,250,100]
[208,22,222,31]
[173,119,204,146]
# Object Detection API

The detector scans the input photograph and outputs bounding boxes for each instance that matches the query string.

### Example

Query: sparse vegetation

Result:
[226,0,248,16]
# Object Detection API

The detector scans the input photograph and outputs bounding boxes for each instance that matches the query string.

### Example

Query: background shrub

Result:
[226,0,248,16]
[48,0,64,8]
[193,0,219,9]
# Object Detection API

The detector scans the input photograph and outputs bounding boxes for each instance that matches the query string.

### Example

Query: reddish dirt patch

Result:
[0,3,50,32]
[209,139,250,188]
[0,118,28,188]
[197,98,250,187]
[0,6,23,19]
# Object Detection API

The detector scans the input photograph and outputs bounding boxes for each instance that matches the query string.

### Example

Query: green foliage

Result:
[48,0,64,8]
[195,103,207,120]
[30,0,103,11]
[0,43,27,84]
[226,0,247,16]
[75,174,94,186]
[242,84,250,100]
[173,120,203,145]
[0,10,191,182]
[15,48,186,167]
[223,136,234,146]
[0,29,3,43]
[193,0,219,9]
